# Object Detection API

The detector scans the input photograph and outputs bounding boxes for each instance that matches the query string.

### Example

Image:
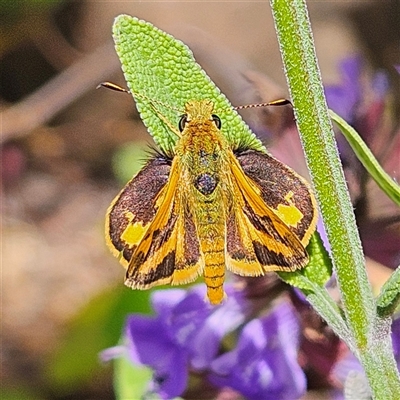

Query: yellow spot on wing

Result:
[120,212,148,246]
[275,191,304,227]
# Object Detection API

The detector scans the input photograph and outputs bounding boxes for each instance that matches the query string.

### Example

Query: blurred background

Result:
[1,1,399,399]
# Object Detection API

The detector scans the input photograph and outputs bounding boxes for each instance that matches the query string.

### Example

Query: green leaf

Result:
[330,109,400,207]
[278,231,332,292]
[45,286,151,394]
[112,15,264,153]
[377,265,400,317]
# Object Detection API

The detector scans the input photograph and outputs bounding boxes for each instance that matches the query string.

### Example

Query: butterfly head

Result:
[179,100,222,134]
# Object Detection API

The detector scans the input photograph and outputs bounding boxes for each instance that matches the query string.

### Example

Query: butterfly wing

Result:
[226,149,317,275]
[123,159,203,289]
[236,149,318,246]
[106,156,171,265]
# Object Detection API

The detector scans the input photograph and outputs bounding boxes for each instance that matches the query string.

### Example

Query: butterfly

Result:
[106,99,317,304]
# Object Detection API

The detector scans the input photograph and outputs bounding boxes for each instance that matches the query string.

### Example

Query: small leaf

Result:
[330,109,400,207]
[377,265,400,317]
[344,371,372,400]
[114,356,152,400]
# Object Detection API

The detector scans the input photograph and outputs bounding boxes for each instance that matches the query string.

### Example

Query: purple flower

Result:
[103,284,248,399]
[125,312,189,398]
[209,302,306,400]
[102,284,310,399]
[324,56,389,128]
[324,56,363,122]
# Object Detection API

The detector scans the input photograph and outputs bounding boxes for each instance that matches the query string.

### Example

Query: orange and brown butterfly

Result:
[105,97,318,305]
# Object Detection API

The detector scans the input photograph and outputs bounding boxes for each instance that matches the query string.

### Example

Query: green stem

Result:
[358,317,400,397]
[269,0,400,397]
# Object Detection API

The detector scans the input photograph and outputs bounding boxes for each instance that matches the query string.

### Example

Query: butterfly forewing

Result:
[124,160,203,289]
[236,149,318,246]
[106,156,172,265]
[226,149,317,274]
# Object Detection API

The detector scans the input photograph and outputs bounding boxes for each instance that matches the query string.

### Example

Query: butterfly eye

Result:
[211,114,222,129]
[179,114,188,132]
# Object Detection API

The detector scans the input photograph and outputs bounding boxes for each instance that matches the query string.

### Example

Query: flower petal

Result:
[124,315,189,398]
[209,302,306,400]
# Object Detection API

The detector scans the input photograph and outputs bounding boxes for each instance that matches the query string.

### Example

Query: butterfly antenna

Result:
[98,81,181,138]
[234,98,292,110]
[97,82,130,93]
[97,82,182,113]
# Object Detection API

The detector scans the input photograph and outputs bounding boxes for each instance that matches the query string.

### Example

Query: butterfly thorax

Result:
[175,100,231,200]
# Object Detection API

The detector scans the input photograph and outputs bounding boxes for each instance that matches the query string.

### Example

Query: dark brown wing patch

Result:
[106,156,171,264]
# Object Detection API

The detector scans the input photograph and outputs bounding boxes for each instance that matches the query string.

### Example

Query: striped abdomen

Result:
[195,193,226,305]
